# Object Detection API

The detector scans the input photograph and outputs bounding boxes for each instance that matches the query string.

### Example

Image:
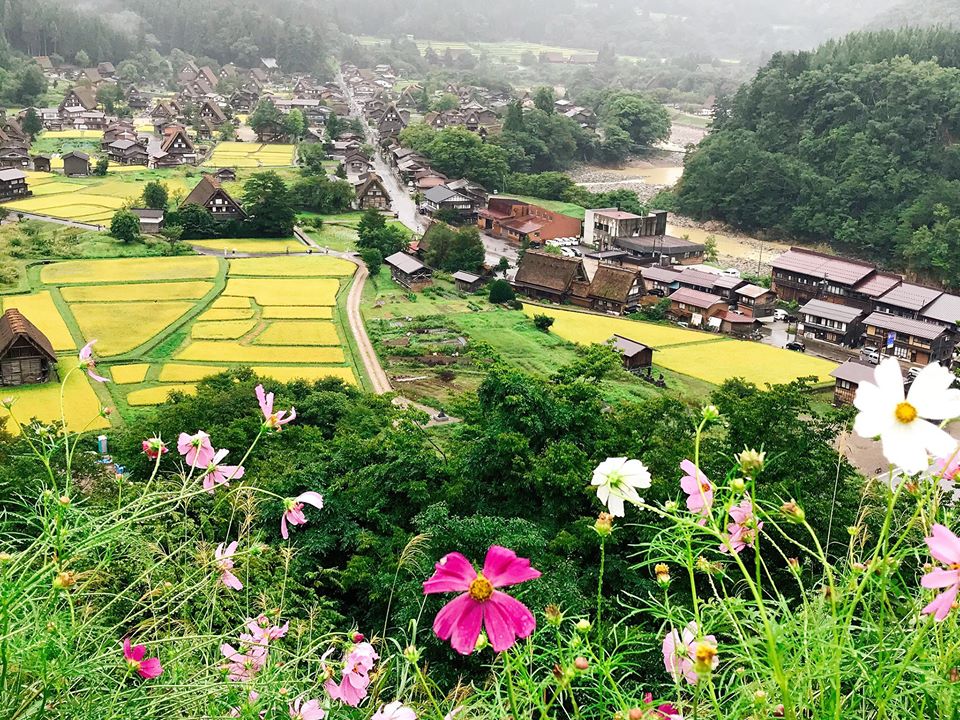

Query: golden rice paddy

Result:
[251,366,356,385]
[212,296,253,309]
[203,142,296,168]
[110,364,151,384]
[262,306,333,319]
[127,385,197,406]
[228,256,356,277]
[196,307,256,322]
[1,291,76,351]
[70,301,195,356]
[254,321,340,346]
[192,239,307,254]
[42,256,219,285]
[176,342,345,364]
[0,361,109,435]
[158,364,229,382]
[61,281,214,303]
[223,278,340,306]
[191,319,258,340]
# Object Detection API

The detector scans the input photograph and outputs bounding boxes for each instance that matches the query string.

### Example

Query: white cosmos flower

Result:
[591,457,651,516]
[853,358,960,474]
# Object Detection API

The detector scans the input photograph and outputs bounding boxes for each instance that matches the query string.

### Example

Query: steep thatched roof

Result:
[513,251,587,293]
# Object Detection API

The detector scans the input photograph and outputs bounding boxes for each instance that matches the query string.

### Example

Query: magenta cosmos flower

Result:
[243,614,289,645]
[921,524,960,621]
[662,621,716,685]
[230,691,264,719]
[719,496,763,554]
[290,696,326,720]
[122,637,163,679]
[324,641,378,707]
[142,437,168,460]
[281,491,324,539]
[372,701,417,720]
[215,541,242,590]
[256,384,297,430]
[221,642,267,682]
[931,453,960,481]
[423,545,541,655]
[679,459,713,523]
[644,692,683,719]
[178,431,215,468]
[202,448,245,493]
[78,340,109,383]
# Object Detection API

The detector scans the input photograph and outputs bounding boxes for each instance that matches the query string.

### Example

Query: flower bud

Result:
[594,512,613,537]
[738,448,765,475]
[780,500,805,523]
[53,570,76,589]
[628,709,644,720]
[574,656,589,671]
[352,632,365,643]
[474,631,488,652]
[664,500,678,511]
[545,604,564,627]
[575,619,592,633]
[701,404,720,422]
[654,563,671,586]
[101,406,113,417]
[59,495,70,506]
[847,525,860,537]
[403,645,421,663]
[754,689,767,702]
[0,552,13,564]
[787,557,800,573]
[730,477,746,493]
[774,704,785,717]
[950,668,959,683]
[693,640,718,676]
[279,688,289,696]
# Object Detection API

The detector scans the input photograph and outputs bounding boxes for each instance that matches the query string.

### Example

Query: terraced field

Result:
[203,142,296,168]
[0,254,364,432]
[524,305,837,386]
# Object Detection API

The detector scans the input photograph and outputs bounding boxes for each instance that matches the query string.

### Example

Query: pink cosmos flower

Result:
[256,384,297,430]
[719,497,763,554]
[281,491,324,539]
[221,642,267,682]
[644,692,683,719]
[122,637,163,679]
[921,524,960,621]
[372,701,417,720]
[931,454,960,481]
[230,691,264,719]
[202,448,245,493]
[244,614,289,645]
[79,340,109,383]
[679,459,713,523]
[324,640,379,707]
[423,545,541,655]
[215,541,243,591]
[662,621,717,686]
[142,437,168,460]
[178,431,215,468]
[290,696,326,720]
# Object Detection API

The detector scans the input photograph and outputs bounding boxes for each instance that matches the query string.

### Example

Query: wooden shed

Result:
[0,308,57,386]
[452,270,485,293]
[609,334,655,371]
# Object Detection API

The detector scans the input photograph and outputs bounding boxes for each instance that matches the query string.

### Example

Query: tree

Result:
[357,209,405,257]
[496,256,510,277]
[596,124,633,165]
[431,93,459,112]
[96,84,124,114]
[110,209,140,243]
[283,109,306,140]
[600,92,671,150]
[398,123,437,153]
[142,181,169,211]
[425,225,485,273]
[160,224,184,249]
[248,99,283,140]
[92,157,109,176]
[335,163,347,179]
[533,313,555,332]
[488,279,515,304]
[20,108,42,139]
[704,235,719,263]
[14,65,46,105]
[289,175,354,214]
[241,172,295,236]
[219,123,237,141]
[74,50,90,67]
[359,248,382,276]
[174,204,218,239]
[533,86,556,113]
[298,143,328,175]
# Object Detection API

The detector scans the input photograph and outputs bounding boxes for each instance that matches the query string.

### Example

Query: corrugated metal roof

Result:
[830,361,882,385]
[736,284,772,299]
[863,312,948,340]
[610,334,654,357]
[853,273,901,298]
[771,248,874,285]
[641,266,681,283]
[877,283,942,312]
[800,299,865,324]
[384,252,427,275]
[921,293,960,326]
[669,287,725,309]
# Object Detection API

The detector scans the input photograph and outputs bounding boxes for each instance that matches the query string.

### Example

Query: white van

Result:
[861,348,881,364]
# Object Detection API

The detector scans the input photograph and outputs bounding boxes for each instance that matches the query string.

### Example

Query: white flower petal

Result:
[607,494,625,517]
[881,421,933,475]
[873,358,906,402]
[915,419,959,460]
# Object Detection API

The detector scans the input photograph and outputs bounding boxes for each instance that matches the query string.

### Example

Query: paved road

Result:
[9,212,102,230]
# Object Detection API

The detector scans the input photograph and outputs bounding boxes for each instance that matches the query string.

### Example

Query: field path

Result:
[10,212,102,230]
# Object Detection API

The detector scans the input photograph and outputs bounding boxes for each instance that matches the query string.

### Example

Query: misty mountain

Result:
[332,0,903,61]
[868,0,960,30]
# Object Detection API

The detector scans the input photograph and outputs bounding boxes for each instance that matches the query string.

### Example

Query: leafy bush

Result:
[488,279,515,303]
[533,313,555,332]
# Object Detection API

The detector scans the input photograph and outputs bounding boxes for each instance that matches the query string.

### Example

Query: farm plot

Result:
[254,321,340,346]
[42,256,219,284]
[203,142,295,168]
[223,278,340,306]
[191,238,307,254]
[61,281,213,302]
[0,361,109,435]
[1,291,76,350]
[525,306,837,386]
[228,256,355,277]
[71,301,196,356]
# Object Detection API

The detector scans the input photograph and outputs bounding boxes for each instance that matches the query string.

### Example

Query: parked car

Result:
[785,340,806,352]
[861,348,881,364]
[773,309,789,321]
[648,288,665,297]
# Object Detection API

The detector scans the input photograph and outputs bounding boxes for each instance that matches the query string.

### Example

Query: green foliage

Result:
[423,224,484,273]
[533,86,556,113]
[599,91,672,150]
[110,209,140,243]
[20,107,41,138]
[283,108,306,140]
[488,278,515,303]
[359,247,382,275]
[289,175,354,214]
[141,180,169,211]
[430,92,460,111]
[248,99,284,140]
[96,83,124,114]
[533,313,555,332]
[241,171,295,237]
[356,208,406,257]
[92,157,109,176]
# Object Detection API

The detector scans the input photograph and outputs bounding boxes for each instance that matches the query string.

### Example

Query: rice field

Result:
[191,238,308,254]
[0,361,109,436]
[203,142,295,169]
[524,306,837,386]
[4,254,361,426]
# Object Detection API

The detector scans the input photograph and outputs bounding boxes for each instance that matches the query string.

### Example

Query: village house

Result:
[211,167,237,182]
[770,248,877,305]
[830,361,890,407]
[229,87,260,112]
[421,185,478,220]
[107,139,149,166]
[640,266,681,296]
[159,126,197,165]
[609,334,655,371]
[585,208,704,265]
[667,288,728,327]
[180,175,246,220]
[0,147,30,169]
[354,174,390,211]
[33,56,55,73]
[131,208,164,234]
[81,67,103,85]
[734,284,777,318]
[874,282,945,320]
[861,312,956,366]
[199,100,228,126]
[385,252,433,290]
[580,265,645,315]
[479,198,582,245]
[719,311,761,337]
[919,293,960,333]
[676,268,743,299]
[0,169,30,199]
[452,271,485,293]
[59,87,98,113]
[151,100,182,125]
[0,308,57,386]
[125,86,149,110]
[32,155,52,172]
[512,251,590,303]
[2,118,28,144]
[344,151,372,175]
[62,109,107,131]
[97,61,116,78]
[178,61,200,84]
[61,151,90,177]
[800,299,866,346]
[377,105,408,138]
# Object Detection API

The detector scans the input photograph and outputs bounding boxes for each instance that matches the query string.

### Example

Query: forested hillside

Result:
[670,29,960,287]
[870,0,960,30]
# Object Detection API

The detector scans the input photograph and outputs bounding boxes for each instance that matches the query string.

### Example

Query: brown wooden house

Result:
[0,169,30,199]
[0,308,57,386]
[829,361,884,407]
[180,175,246,220]
[609,334,655,371]
[61,151,90,176]
[32,154,52,172]
[512,251,589,303]
[354,174,390,210]
[584,265,645,315]
[384,252,433,290]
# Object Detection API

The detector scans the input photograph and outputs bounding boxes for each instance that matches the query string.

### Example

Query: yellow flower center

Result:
[694,642,717,664]
[468,573,494,602]
[894,402,918,424]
